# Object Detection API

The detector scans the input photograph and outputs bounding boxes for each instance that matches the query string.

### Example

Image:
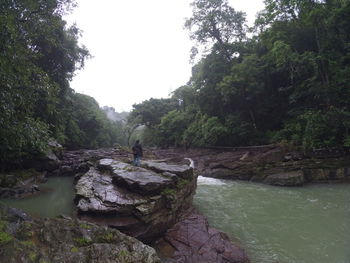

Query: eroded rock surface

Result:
[155,209,250,263]
[75,158,196,242]
[264,171,304,186]
[0,204,160,263]
[153,146,350,186]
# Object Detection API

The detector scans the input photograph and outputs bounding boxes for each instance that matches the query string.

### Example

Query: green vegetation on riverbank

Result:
[0,0,126,165]
[129,0,350,151]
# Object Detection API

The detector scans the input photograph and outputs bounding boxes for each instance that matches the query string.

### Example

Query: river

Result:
[194,176,350,263]
[1,175,349,263]
[0,176,75,218]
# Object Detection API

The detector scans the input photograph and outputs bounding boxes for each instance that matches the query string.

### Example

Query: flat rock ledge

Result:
[155,209,250,263]
[0,204,160,263]
[75,158,196,242]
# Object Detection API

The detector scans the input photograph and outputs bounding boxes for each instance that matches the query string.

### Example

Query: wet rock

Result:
[155,209,250,263]
[142,161,193,179]
[97,159,176,195]
[0,204,160,263]
[0,170,46,198]
[264,171,304,186]
[303,168,348,182]
[75,159,196,242]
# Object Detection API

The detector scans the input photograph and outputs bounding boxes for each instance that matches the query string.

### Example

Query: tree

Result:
[0,0,89,164]
[185,0,247,61]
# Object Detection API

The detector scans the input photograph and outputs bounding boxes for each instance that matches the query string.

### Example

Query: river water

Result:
[0,177,75,218]
[1,175,349,262]
[194,176,350,263]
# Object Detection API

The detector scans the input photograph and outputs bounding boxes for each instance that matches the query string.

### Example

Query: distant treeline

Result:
[0,0,126,164]
[128,0,350,150]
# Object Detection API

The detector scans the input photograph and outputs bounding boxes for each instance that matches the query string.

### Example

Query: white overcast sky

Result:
[65,0,265,112]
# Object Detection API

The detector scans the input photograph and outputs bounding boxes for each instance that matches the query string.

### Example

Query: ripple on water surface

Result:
[195,176,350,263]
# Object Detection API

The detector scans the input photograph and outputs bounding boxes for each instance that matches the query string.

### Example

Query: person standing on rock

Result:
[132,140,143,166]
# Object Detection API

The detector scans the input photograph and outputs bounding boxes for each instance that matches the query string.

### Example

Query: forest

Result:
[1,0,350,166]
[129,0,350,150]
[0,0,125,165]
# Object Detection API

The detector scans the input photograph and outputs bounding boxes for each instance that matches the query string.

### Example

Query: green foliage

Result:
[273,109,350,150]
[0,0,127,165]
[132,0,350,150]
[0,231,12,245]
[73,237,91,247]
[0,0,89,164]
[129,98,178,128]
[184,114,229,147]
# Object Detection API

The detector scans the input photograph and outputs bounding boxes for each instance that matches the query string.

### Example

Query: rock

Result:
[0,170,46,198]
[264,171,304,186]
[142,160,193,179]
[303,168,348,182]
[256,147,286,164]
[32,150,61,172]
[0,204,161,263]
[239,151,251,161]
[48,139,64,159]
[75,159,197,242]
[155,209,250,263]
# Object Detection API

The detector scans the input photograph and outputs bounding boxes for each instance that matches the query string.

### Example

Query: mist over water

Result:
[194,176,350,263]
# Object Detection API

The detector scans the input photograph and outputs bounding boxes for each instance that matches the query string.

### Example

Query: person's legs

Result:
[136,156,141,166]
[134,156,141,166]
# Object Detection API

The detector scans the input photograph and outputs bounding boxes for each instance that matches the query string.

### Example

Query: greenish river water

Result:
[1,175,349,263]
[194,176,350,263]
[0,177,75,218]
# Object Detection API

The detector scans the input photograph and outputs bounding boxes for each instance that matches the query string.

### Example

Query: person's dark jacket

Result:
[132,143,143,157]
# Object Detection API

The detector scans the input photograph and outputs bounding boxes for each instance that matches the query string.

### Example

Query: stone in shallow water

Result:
[264,170,304,186]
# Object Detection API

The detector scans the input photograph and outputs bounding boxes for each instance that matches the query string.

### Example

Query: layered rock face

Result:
[154,146,350,186]
[75,158,196,242]
[0,204,160,263]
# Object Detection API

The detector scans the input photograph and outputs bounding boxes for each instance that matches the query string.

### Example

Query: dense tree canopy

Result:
[129,0,350,150]
[0,0,125,166]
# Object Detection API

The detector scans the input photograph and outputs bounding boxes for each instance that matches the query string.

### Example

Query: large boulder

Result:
[263,171,304,186]
[0,204,160,263]
[75,159,196,242]
[155,209,250,263]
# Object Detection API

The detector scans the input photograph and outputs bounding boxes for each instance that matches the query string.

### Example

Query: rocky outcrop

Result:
[75,158,196,242]
[154,209,250,263]
[153,146,350,186]
[0,204,160,263]
[0,169,46,198]
[263,171,304,186]
[52,147,132,177]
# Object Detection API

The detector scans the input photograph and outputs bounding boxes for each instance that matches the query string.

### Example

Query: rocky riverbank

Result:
[0,204,160,263]
[0,147,250,263]
[153,146,350,186]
